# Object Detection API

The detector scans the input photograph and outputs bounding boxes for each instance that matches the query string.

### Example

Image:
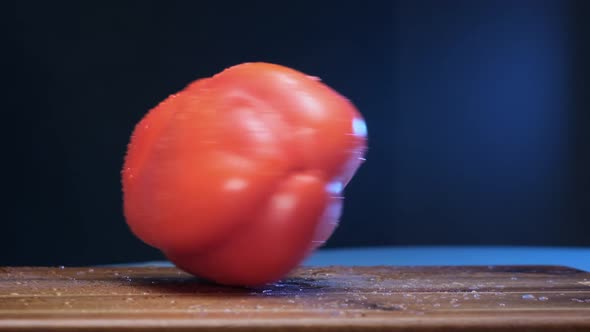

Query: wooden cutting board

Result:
[1,265,589,331]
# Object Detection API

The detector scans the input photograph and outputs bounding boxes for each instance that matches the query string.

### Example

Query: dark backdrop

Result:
[2,0,589,266]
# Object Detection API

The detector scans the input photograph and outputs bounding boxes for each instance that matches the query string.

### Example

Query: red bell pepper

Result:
[122,63,367,286]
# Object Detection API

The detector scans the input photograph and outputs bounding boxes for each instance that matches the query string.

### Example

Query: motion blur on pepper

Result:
[122,62,367,286]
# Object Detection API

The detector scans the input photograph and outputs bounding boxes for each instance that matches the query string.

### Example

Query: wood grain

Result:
[1,265,589,331]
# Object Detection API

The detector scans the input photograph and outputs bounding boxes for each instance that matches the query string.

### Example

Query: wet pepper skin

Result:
[122,63,367,286]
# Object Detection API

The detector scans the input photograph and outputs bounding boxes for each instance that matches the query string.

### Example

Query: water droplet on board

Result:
[88,268,95,273]
[539,296,549,301]
[10,293,19,296]
[58,266,65,269]
[572,298,590,303]
[511,277,518,281]
[499,303,506,307]
[522,294,536,300]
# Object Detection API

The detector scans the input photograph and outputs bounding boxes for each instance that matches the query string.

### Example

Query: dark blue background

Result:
[2,0,589,265]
